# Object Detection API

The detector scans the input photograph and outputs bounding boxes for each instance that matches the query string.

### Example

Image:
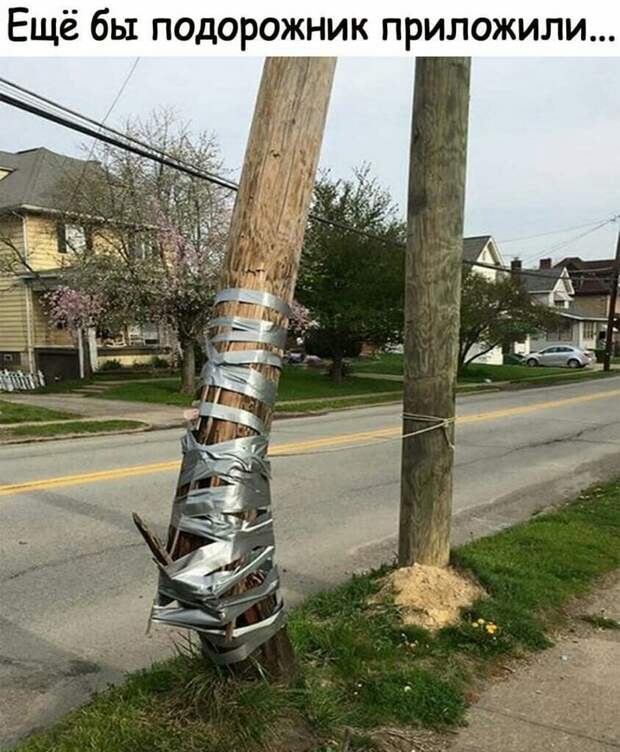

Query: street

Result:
[1,377,620,747]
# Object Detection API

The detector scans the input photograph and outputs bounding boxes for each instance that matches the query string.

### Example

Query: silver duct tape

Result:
[211,329,287,348]
[211,315,288,342]
[176,509,272,539]
[201,359,277,406]
[214,287,292,319]
[178,432,270,488]
[150,288,289,666]
[207,348,283,369]
[157,527,275,606]
[173,483,270,521]
[198,402,267,435]
[155,569,280,628]
[201,609,286,666]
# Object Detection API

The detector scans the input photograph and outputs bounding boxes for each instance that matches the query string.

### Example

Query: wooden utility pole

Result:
[398,58,471,568]
[603,230,620,371]
[165,57,336,681]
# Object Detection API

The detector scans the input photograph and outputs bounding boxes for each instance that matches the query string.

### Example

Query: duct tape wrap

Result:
[150,288,289,665]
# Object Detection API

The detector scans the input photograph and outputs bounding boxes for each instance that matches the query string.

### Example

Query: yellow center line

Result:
[1,386,619,498]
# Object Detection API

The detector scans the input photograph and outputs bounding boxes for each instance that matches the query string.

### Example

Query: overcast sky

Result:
[2,56,620,263]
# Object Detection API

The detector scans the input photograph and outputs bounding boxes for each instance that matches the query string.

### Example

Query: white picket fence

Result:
[0,369,46,392]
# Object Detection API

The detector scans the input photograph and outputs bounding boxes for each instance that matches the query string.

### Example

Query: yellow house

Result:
[0,147,173,380]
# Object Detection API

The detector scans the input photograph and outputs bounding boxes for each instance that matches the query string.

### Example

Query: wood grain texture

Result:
[165,57,336,680]
[399,58,471,568]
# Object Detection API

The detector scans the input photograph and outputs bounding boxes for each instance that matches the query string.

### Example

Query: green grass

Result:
[354,353,406,375]
[355,354,618,386]
[1,419,146,440]
[34,378,95,394]
[0,399,76,424]
[275,392,402,413]
[459,363,576,382]
[16,480,620,752]
[91,367,405,408]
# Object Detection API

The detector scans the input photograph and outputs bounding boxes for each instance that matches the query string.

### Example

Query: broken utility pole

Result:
[603,229,620,372]
[140,57,336,683]
[398,58,472,568]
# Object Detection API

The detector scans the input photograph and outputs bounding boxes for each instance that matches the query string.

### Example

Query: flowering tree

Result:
[44,286,104,331]
[54,109,231,394]
[288,300,313,339]
[43,286,104,377]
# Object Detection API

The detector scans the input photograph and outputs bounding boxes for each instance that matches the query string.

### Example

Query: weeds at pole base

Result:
[16,480,620,752]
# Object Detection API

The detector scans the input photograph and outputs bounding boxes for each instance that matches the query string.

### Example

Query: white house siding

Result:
[468,343,504,365]
[528,318,603,353]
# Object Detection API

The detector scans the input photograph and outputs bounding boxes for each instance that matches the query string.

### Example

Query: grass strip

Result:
[1,419,146,440]
[91,368,406,408]
[15,480,620,752]
[0,399,76,424]
[354,354,619,386]
[275,392,402,413]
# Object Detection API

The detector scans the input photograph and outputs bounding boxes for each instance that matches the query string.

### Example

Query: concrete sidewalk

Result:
[450,574,620,752]
[2,393,184,429]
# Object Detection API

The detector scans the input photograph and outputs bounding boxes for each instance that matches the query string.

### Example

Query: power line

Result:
[0,77,615,284]
[67,57,141,213]
[519,219,616,264]
[498,217,615,244]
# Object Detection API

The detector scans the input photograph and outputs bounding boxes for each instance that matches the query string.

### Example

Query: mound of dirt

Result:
[372,564,485,631]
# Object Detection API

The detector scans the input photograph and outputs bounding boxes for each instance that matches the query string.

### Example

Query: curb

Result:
[0,423,152,446]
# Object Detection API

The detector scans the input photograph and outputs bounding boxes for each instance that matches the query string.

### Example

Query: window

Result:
[57,223,89,253]
[584,321,596,339]
[128,231,155,260]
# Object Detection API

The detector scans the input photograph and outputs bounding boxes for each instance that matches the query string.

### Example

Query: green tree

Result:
[297,166,405,382]
[459,269,560,370]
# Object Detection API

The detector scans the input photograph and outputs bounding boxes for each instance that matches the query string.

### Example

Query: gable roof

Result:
[0,147,94,213]
[520,266,566,293]
[463,235,492,262]
[555,256,613,295]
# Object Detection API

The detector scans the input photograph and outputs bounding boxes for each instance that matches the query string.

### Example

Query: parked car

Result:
[285,350,305,365]
[525,346,594,369]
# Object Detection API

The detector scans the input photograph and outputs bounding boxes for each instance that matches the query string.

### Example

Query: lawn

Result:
[354,353,616,384]
[92,366,404,408]
[0,419,146,441]
[16,479,620,752]
[0,399,76,424]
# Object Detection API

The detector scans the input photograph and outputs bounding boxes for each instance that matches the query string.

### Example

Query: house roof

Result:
[520,266,566,293]
[555,256,613,296]
[561,306,607,322]
[463,235,492,262]
[0,147,94,213]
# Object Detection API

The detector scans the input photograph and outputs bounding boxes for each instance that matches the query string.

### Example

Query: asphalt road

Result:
[2,377,620,747]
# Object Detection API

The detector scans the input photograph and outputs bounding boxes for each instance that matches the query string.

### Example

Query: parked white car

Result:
[525,346,594,369]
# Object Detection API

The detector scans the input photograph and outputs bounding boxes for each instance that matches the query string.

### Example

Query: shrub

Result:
[151,356,169,369]
[100,359,122,371]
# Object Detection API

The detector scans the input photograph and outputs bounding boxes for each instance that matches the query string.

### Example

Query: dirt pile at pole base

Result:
[373,564,485,630]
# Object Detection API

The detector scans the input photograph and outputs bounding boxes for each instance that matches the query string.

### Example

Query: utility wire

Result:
[67,57,141,214]
[519,219,617,264]
[498,217,615,244]
[0,76,615,284]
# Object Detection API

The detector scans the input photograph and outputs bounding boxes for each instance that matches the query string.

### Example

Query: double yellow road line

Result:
[1,387,618,498]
